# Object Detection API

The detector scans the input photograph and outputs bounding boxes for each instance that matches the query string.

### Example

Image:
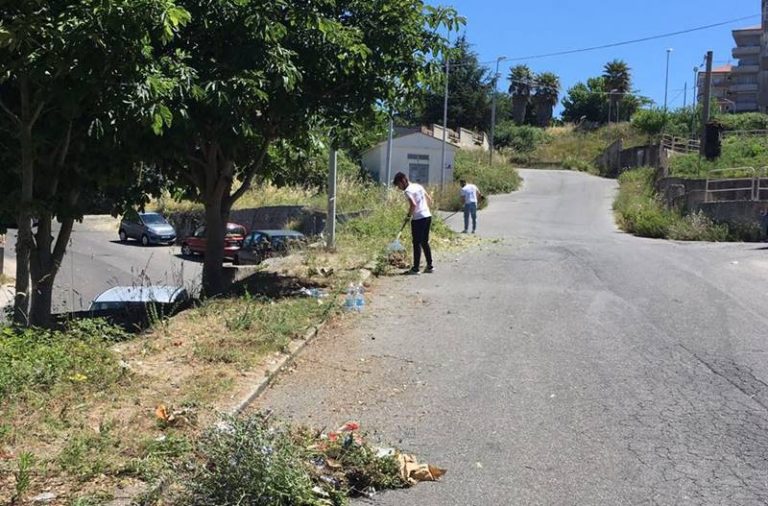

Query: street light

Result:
[664,48,673,112]
[489,56,507,166]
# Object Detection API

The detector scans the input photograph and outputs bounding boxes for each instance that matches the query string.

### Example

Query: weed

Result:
[12,451,36,504]
[57,423,116,481]
[127,433,193,481]
[186,415,318,506]
[69,492,115,506]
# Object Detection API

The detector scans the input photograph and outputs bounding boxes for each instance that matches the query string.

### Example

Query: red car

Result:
[181,223,247,260]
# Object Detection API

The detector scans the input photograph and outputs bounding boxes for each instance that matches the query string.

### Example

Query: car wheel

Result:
[141,234,150,247]
[119,229,127,242]
[181,244,192,257]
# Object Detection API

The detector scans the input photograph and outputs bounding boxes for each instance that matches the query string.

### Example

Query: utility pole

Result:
[385,115,394,186]
[440,57,450,187]
[326,148,337,249]
[489,56,506,166]
[692,66,699,138]
[700,51,713,155]
[664,48,673,112]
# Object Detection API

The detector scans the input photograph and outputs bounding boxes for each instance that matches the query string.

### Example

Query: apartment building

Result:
[697,0,768,113]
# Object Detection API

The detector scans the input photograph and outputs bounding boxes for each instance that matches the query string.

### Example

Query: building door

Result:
[407,153,430,184]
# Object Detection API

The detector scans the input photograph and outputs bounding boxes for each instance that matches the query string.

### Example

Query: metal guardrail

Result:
[704,166,768,203]
[661,134,700,154]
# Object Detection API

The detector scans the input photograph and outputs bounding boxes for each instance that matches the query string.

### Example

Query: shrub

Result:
[714,112,768,132]
[453,150,521,195]
[493,123,550,153]
[187,416,318,506]
[631,108,667,139]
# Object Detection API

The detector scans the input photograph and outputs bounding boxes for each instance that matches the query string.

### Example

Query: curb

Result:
[228,267,373,415]
[105,268,374,506]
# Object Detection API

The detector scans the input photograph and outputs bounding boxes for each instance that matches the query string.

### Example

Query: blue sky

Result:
[428,0,760,116]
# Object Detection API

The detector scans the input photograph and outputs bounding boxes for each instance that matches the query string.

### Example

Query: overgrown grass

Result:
[668,134,768,178]
[182,413,407,506]
[519,123,648,175]
[614,167,744,241]
[152,177,383,215]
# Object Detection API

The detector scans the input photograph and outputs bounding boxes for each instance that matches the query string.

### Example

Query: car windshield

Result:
[141,214,167,225]
[226,225,246,236]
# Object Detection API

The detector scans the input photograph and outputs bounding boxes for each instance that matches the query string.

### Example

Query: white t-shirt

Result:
[404,183,432,220]
[460,184,480,204]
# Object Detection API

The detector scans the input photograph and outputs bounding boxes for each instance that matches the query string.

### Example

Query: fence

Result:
[704,167,768,203]
[661,134,700,154]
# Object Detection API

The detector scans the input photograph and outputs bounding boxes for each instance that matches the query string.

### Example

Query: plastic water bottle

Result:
[345,284,356,310]
[354,284,365,312]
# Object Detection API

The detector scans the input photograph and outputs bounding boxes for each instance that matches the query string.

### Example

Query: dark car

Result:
[181,223,247,260]
[119,212,176,246]
[233,229,307,265]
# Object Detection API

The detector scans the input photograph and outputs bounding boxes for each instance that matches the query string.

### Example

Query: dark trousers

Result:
[411,217,432,269]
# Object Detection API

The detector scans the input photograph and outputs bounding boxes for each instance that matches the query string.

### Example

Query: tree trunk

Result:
[534,100,552,127]
[200,148,233,298]
[512,96,528,125]
[14,76,35,326]
[201,199,229,297]
[29,213,75,328]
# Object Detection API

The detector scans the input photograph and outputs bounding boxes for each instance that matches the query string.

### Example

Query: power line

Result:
[506,14,760,62]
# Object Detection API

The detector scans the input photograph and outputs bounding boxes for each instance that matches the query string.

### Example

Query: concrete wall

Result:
[362,133,456,185]
[596,140,662,177]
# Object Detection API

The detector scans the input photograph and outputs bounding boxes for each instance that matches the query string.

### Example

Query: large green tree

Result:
[508,64,534,125]
[532,72,560,127]
[0,0,189,326]
[418,35,491,132]
[152,0,462,295]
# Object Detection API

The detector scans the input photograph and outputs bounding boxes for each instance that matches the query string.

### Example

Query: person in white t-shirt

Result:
[459,179,484,234]
[393,172,433,274]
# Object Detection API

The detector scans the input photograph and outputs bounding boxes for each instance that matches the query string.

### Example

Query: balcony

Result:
[731,64,760,73]
[730,83,759,93]
[733,45,761,58]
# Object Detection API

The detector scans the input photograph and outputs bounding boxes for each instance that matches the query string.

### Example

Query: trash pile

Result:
[188,414,446,506]
[305,420,446,503]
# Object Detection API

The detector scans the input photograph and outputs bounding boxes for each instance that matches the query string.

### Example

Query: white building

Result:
[362,131,458,186]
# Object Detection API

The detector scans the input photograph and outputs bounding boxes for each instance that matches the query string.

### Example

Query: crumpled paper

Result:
[397,453,447,485]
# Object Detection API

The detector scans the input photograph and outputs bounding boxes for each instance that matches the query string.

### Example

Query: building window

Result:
[407,154,429,184]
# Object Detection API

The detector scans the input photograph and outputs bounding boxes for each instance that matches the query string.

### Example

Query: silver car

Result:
[89,285,190,311]
[118,212,177,246]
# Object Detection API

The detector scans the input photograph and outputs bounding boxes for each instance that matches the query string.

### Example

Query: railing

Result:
[704,167,768,202]
[661,134,700,154]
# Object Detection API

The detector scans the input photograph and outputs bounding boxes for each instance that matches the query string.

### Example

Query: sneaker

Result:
[403,268,420,276]
[461,230,468,234]
[472,230,476,234]
[423,266,434,274]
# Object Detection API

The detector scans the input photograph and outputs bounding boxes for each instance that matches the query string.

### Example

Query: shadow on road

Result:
[108,240,176,248]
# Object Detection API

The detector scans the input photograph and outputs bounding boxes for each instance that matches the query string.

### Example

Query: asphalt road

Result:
[253,169,768,505]
[4,217,202,313]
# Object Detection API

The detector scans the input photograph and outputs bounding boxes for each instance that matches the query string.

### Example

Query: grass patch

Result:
[668,134,768,178]
[613,167,748,241]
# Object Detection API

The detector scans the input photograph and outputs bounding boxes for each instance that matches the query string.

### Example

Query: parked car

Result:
[89,285,190,311]
[87,285,191,329]
[119,212,176,246]
[233,229,307,265]
[180,222,247,259]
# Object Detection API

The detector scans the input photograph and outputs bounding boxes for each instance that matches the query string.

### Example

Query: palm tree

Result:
[508,65,533,125]
[602,59,631,122]
[533,72,560,127]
